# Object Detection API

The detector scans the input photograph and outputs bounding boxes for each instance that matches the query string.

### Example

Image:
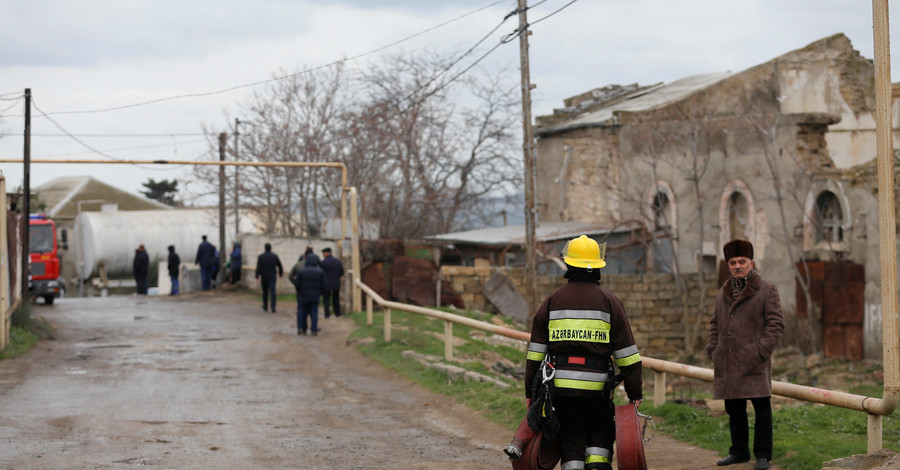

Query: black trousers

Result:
[322,289,341,317]
[724,397,772,460]
[554,395,615,469]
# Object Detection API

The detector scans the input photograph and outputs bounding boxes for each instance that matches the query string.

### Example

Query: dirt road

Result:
[0,293,732,469]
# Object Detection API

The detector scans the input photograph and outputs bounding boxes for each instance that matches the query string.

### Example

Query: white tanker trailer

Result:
[74,208,255,280]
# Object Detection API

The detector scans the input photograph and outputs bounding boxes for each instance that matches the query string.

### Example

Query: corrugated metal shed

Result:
[424,222,633,247]
[537,72,732,136]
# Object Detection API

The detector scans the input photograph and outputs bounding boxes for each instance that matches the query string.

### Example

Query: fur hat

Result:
[723,239,754,260]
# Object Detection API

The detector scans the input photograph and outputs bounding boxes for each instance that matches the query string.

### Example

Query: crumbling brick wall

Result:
[440,265,718,359]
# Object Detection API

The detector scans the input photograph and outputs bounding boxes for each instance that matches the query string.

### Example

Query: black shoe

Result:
[262,306,267,312]
[717,455,750,466]
[298,330,306,335]
[754,458,770,470]
[271,309,276,313]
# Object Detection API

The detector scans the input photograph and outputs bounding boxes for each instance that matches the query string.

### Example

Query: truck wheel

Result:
[43,295,54,305]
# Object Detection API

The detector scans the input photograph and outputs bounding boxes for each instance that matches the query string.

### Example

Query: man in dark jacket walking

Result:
[195,235,216,291]
[133,245,149,295]
[707,239,784,470]
[319,247,344,318]
[255,243,283,313]
[289,254,325,336]
[167,245,180,295]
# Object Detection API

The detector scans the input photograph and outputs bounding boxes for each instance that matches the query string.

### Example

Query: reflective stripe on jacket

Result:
[525,280,642,400]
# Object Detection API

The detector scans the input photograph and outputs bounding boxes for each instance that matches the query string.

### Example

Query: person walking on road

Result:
[133,244,149,295]
[289,253,325,336]
[707,239,784,470]
[195,235,216,291]
[507,235,643,470]
[319,247,344,318]
[229,242,243,284]
[255,243,284,313]
[167,245,181,295]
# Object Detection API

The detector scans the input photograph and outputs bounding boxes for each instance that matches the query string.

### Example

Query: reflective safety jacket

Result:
[524,279,643,400]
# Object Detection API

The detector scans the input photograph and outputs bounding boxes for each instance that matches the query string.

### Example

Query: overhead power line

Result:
[29,98,199,170]
[0,132,209,138]
[36,0,511,118]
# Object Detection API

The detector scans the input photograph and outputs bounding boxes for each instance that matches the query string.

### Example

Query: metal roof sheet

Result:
[424,221,640,246]
[538,72,732,135]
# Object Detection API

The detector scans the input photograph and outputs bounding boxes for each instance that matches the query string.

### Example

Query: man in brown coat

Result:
[707,239,784,470]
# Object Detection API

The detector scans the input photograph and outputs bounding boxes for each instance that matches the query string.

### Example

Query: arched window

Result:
[652,192,670,233]
[727,192,749,241]
[814,191,843,243]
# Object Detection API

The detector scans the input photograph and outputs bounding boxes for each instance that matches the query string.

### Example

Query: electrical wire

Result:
[0,97,24,115]
[369,3,515,121]
[39,0,510,117]
[17,0,576,163]
[29,98,193,171]
[530,0,579,27]
[35,139,206,158]
[0,132,208,138]
[502,0,580,43]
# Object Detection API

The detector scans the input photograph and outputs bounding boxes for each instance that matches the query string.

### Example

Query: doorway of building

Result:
[796,261,864,361]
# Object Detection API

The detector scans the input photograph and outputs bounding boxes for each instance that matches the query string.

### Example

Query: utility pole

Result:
[218,133,227,280]
[517,0,539,324]
[22,89,31,303]
[233,119,241,240]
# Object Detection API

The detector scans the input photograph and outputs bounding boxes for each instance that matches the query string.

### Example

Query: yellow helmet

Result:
[561,235,606,269]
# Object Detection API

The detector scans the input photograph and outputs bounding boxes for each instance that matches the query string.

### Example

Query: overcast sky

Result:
[0,0,896,203]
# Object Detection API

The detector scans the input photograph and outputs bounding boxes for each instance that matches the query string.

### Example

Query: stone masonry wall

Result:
[440,265,719,359]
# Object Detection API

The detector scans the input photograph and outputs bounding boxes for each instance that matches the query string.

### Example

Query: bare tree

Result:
[741,104,829,354]
[190,64,349,236]
[611,105,721,356]
[191,50,520,240]
[341,51,521,238]
[666,102,722,354]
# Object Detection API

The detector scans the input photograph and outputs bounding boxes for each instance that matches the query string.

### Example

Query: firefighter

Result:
[521,235,643,470]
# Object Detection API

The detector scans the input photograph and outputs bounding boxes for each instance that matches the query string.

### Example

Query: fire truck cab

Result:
[29,214,67,304]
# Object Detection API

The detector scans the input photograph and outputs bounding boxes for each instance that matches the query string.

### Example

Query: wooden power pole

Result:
[233,119,241,239]
[218,133,227,277]
[517,0,539,323]
[22,89,31,302]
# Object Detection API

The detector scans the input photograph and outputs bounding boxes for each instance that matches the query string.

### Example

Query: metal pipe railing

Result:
[356,279,528,362]
[357,278,894,451]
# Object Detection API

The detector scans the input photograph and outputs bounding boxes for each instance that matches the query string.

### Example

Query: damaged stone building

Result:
[534,33,898,361]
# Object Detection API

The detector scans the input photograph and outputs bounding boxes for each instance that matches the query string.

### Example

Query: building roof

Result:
[536,72,732,136]
[34,176,170,219]
[424,221,640,247]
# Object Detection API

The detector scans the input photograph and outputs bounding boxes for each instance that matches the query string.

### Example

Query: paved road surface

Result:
[0,293,736,469]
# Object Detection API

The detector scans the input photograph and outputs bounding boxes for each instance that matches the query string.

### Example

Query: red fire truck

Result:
[29,214,67,304]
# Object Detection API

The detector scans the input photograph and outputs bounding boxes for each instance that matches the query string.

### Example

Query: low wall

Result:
[440,265,719,358]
